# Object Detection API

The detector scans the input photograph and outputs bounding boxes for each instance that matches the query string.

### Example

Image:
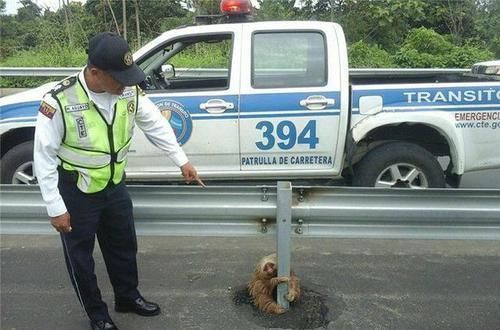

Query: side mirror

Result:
[161,64,175,79]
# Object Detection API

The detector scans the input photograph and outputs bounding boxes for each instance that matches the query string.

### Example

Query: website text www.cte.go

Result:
[454,111,500,129]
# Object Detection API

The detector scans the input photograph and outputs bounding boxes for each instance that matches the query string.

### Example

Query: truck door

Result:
[239,23,344,175]
[127,27,242,179]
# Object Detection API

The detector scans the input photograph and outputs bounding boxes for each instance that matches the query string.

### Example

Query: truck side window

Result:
[140,33,233,91]
[252,32,326,88]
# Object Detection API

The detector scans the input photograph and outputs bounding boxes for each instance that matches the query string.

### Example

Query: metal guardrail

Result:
[276,181,292,309]
[0,67,470,78]
[1,184,499,240]
[0,67,81,77]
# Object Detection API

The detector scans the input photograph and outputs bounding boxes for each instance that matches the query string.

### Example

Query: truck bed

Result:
[350,70,499,85]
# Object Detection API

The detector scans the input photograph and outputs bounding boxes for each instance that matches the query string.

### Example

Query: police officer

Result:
[34,32,204,330]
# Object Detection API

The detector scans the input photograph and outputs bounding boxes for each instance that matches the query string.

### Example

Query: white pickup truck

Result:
[1,13,499,188]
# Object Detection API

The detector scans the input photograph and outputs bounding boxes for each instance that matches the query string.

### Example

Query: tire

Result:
[352,142,445,188]
[0,141,36,184]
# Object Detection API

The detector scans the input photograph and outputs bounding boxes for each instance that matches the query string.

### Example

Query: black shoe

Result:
[90,320,119,330]
[115,297,161,316]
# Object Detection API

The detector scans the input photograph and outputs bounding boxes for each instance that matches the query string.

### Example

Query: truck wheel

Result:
[0,141,36,184]
[353,142,445,188]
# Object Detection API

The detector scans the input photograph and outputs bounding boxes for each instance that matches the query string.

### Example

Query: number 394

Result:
[255,120,319,150]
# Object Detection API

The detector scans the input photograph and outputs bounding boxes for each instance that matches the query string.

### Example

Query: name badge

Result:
[65,103,89,112]
[119,90,136,99]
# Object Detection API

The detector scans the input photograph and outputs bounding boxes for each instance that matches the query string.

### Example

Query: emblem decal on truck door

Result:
[155,100,192,146]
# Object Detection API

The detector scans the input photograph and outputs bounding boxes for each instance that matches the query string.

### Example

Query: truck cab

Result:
[127,20,349,182]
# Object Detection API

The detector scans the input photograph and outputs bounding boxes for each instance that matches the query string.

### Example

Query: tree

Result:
[186,0,220,15]
[475,0,500,57]
[13,0,43,49]
[133,0,141,49]
[341,0,427,50]
[395,27,493,68]
[17,0,42,20]
[348,41,396,68]
[86,0,189,47]
[62,0,74,46]
[423,0,478,44]
[256,0,297,21]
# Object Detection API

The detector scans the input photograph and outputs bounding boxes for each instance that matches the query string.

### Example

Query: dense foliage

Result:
[0,0,498,87]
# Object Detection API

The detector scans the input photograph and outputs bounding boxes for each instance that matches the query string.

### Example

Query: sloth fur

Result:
[247,253,301,314]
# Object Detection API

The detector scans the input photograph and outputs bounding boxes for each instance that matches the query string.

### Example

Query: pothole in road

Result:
[232,285,345,329]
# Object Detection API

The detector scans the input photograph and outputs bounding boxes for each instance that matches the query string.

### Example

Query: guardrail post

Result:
[276,181,292,309]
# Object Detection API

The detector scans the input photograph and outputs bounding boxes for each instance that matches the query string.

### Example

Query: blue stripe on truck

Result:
[352,86,500,108]
[0,101,41,121]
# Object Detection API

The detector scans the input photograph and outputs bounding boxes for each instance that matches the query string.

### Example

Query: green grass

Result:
[0,46,86,88]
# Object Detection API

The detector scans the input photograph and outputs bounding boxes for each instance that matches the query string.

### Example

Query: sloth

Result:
[247,253,301,314]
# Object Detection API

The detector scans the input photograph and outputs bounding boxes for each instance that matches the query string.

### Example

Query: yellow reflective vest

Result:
[54,76,137,193]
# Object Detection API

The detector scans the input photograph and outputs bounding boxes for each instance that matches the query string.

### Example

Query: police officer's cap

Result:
[87,32,145,86]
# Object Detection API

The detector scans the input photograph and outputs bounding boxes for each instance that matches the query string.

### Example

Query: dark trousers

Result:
[58,169,140,322]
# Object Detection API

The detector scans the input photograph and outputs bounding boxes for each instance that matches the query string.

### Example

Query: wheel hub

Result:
[376,163,428,189]
[12,161,36,184]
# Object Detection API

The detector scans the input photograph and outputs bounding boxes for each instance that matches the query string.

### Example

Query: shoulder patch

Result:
[49,75,77,96]
[39,101,57,119]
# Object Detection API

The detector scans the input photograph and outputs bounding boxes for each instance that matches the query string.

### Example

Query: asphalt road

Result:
[1,235,500,330]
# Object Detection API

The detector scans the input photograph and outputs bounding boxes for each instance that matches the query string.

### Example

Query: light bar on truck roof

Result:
[220,0,252,16]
